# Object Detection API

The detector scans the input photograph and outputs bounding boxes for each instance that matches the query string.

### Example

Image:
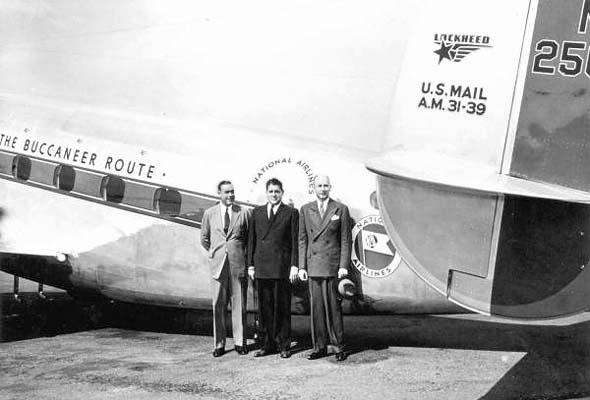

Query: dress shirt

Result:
[267,202,281,219]
[317,198,330,217]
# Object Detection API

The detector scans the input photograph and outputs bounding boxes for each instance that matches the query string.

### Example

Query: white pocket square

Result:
[331,215,340,221]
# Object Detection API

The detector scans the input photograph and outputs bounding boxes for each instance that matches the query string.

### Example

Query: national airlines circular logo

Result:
[352,215,401,278]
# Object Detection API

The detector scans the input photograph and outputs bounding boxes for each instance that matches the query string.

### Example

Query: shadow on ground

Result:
[338,313,590,400]
[1,293,589,400]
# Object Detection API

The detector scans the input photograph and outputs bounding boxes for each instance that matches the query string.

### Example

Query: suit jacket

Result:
[247,203,299,279]
[200,203,250,280]
[298,199,352,277]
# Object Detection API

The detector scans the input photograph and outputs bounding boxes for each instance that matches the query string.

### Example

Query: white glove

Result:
[248,266,255,280]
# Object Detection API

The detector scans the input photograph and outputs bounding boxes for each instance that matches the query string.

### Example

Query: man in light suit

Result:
[298,175,351,362]
[247,178,299,358]
[200,180,250,357]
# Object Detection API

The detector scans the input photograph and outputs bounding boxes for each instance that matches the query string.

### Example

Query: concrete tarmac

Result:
[1,304,590,400]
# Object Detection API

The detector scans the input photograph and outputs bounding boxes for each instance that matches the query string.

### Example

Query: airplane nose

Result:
[375,174,590,320]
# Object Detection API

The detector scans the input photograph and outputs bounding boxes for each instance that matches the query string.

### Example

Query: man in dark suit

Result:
[298,175,351,361]
[247,178,299,358]
[200,180,250,357]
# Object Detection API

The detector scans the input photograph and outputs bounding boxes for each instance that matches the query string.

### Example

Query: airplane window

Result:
[0,151,13,176]
[101,175,125,203]
[54,165,76,192]
[12,156,31,181]
[178,193,217,222]
[71,170,104,198]
[154,188,181,216]
[24,159,56,186]
[123,181,158,210]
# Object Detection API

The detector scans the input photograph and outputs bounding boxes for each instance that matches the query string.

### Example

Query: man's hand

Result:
[289,266,299,283]
[298,269,308,281]
[248,266,255,280]
[337,268,348,279]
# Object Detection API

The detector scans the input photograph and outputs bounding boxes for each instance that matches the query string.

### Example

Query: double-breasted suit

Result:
[299,198,351,352]
[200,203,250,350]
[247,203,298,351]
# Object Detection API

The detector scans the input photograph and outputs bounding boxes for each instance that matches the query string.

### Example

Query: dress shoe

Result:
[234,345,248,355]
[280,349,291,359]
[212,348,225,358]
[306,349,327,360]
[254,348,274,357]
[335,351,347,362]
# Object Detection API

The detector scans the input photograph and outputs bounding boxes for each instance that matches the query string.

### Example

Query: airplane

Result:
[0,0,586,322]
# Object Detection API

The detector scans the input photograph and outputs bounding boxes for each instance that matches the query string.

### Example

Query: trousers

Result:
[309,277,344,352]
[257,278,292,351]
[211,259,247,349]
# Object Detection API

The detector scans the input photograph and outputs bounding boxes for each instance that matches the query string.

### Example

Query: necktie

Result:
[269,206,275,220]
[224,207,230,234]
[319,202,325,218]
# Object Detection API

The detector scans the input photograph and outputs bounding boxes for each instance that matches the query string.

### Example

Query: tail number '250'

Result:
[532,40,588,77]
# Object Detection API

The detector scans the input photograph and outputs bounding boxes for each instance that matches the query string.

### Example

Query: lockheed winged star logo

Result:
[433,34,492,64]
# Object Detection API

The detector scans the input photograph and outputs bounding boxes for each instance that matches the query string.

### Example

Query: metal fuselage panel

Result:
[0,178,211,306]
